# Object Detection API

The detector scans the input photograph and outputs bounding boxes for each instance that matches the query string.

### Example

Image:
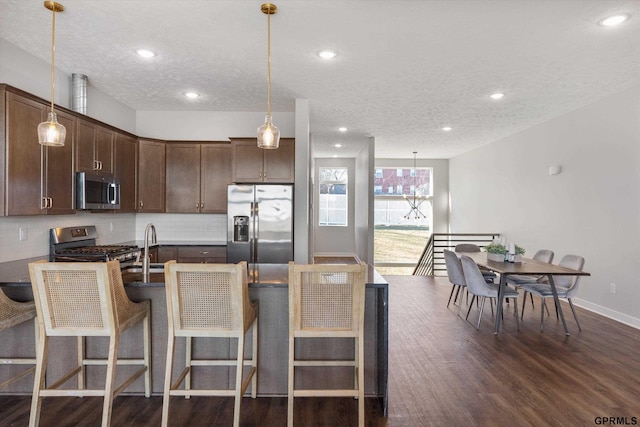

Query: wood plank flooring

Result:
[2,275,639,426]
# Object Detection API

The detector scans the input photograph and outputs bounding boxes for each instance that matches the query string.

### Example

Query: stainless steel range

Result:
[49,225,141,267]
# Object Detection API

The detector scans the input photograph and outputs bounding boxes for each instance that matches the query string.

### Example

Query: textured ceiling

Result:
[0,0,638,159]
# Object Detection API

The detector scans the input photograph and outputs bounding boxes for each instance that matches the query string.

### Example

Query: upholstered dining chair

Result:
[287,261,367,427]
[0,289,37,390]
[506,249,554,309]
[521,254,585,332]
[443,249,466,308]
[28,260,151,427]
[162,261,258,427]
[460,255,520,331]
[455,244,497,283]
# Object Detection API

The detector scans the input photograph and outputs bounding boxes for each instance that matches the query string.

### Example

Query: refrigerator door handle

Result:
[253,201,259,262]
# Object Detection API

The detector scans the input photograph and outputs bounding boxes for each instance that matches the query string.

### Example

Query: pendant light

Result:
[257,3,280,149]
[403,152,427,220]
[38,1,66,147]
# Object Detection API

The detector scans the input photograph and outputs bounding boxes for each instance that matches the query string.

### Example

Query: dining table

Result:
[459,252,590,335]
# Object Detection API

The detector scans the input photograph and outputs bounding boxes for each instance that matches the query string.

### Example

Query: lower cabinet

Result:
[157,246,226,263]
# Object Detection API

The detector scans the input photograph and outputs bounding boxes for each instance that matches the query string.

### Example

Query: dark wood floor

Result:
[2,275,639,426]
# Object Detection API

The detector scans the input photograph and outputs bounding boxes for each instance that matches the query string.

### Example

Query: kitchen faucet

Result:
[142,223,157,282]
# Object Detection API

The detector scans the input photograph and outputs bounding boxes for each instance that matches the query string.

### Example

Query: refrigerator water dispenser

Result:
[233,216,249,242]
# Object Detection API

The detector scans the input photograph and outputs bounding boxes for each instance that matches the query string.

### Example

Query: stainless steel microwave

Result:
[76,172,120,210]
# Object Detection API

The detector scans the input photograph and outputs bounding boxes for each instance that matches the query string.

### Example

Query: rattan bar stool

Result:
[287,261,367,427]
[162,261,258,427]
[0,289,37,390]
[28,260,151,427]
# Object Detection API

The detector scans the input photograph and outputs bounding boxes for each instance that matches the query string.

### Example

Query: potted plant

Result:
[484,243,526,262]
[484,243,507,262]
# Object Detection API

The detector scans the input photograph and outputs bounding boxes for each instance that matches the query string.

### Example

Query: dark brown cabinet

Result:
[76,119,114,174]
[156,245,226,263]
[165,143,231,213]
[138,139,165,212]
[1,88,75,216]
[114,133,137,212]
[231,138,294,183]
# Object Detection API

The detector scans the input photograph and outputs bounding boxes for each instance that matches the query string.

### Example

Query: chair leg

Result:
[465,296,476,320]
[161,335,176,427]
[477,297,486,329]
[447,285,457,308]
[514,298,520,331]
[77,336,85,390]
[529,292,535,309]
[251,317,258,399]
[521,291,527,320]
[185,336,192,399]
[568,298,582,331]
[540,300,546,332]
[357,335,365,427]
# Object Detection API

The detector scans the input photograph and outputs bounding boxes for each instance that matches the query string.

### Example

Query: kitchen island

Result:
[0,260,388,414]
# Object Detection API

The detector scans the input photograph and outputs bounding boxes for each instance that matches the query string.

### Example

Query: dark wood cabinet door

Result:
[95,126,114,174]
[44,108,76,214]
[76,118,96,172]
[165,143,201,213]
[232,140,264,183]
[5,92,46,215]
[263,138,295,183]
[138,139,165,212]
[201,144,231,213]
[114,133,137,212]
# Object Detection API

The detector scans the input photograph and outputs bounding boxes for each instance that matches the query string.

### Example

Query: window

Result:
[373,166,433,275]
[318,167,348,226]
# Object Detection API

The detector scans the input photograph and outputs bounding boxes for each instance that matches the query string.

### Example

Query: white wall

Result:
[449,86,640,328]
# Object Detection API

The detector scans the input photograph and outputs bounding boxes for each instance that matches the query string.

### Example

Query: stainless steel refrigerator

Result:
[227,184,293,267]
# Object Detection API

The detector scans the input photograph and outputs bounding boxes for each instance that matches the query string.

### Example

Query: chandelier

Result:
[403,152,427,220]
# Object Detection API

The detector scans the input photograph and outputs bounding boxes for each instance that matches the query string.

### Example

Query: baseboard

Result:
[572,298,640,330]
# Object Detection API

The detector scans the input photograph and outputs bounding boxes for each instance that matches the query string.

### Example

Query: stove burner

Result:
[50,226,141,266]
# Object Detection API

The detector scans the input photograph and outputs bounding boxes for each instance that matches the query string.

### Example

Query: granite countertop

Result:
[123,240,227,249]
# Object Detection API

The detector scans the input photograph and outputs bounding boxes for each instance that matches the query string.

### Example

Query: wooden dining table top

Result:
[458,252,590,277]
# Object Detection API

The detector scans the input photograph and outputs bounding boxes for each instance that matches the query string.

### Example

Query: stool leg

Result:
[185,336,192,399]
[287,336,295,427]
[101,334,119,427]
[357,335,365,427]
[251,317,258,399]
[161,335,176,427]
[77,336,85,390]
[143,312,151,397]
[28,333,48,427]
[233,333,246,427]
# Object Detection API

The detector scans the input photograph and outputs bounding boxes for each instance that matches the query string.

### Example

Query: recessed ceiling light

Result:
[442,127,452,132]
[599,14,630,27]
[184,92,199,99]
[135,49,156,58]
[334,143,342,148]
[338,127,347,132]
[332,154,338,158]
[490,93,504,100]
[318,50,338,59]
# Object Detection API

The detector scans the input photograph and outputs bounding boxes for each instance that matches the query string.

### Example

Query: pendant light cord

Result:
[267,10,272,116]
[49,2,56,113]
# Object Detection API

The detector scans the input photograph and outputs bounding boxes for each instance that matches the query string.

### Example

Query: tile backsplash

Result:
[0,212,227,263]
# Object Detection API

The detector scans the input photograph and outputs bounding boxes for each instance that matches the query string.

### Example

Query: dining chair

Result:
[162,261,258,427]
[287,261,367,427]
[28,260,151,427]
[460,255,520,331]
[443,249,466,308]
[0,289,37,390]
[455,244,497,283]
[506,249,554,309]
[521,254,585,332]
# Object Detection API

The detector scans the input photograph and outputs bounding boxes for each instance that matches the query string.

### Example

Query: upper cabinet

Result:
[231,138,295,183]
[165,143,231,213]
[138,139,165,213]
[1,87,76,216]
[76,118,114,174]
[114,133,137,213]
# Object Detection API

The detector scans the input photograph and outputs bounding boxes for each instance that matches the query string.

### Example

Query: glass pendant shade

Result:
[38,111,66,146]
[257,114,280,149]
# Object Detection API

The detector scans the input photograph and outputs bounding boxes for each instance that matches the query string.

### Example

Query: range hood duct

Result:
[71,73,87,114]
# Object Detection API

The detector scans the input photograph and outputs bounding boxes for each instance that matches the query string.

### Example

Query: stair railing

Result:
[413,233,500,276]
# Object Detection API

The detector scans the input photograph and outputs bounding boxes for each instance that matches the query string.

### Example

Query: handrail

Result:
[413,233,500,276]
